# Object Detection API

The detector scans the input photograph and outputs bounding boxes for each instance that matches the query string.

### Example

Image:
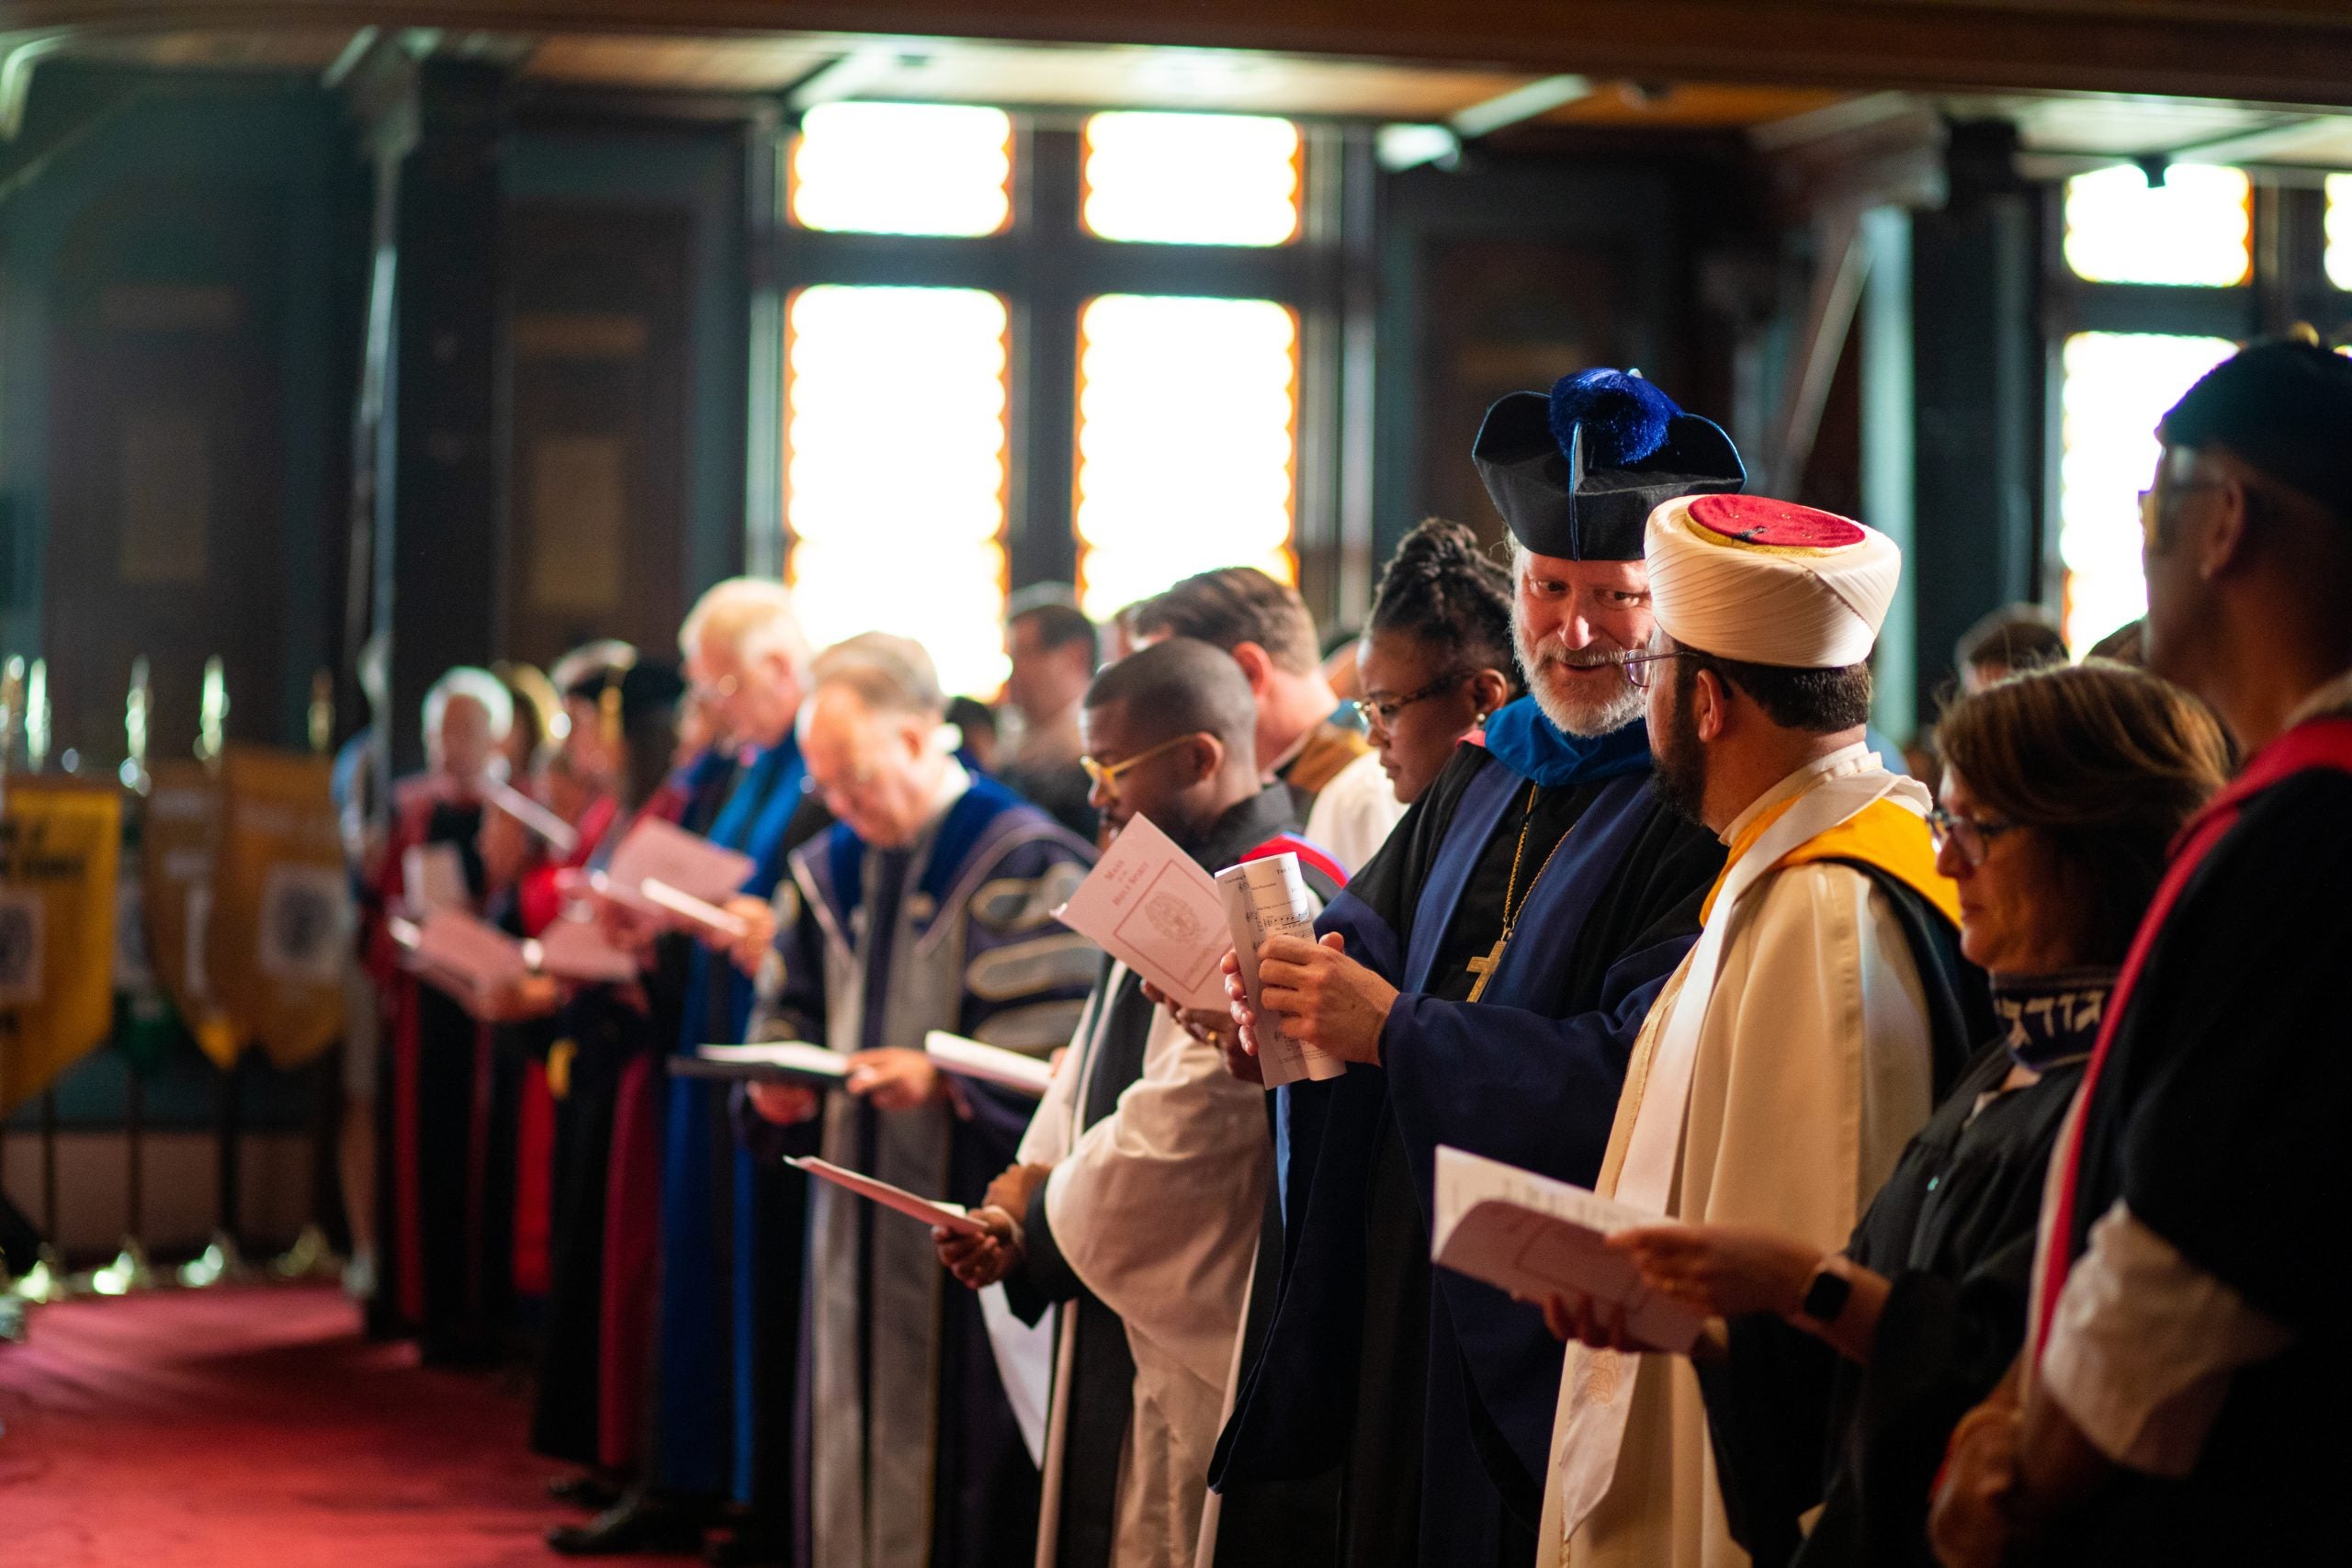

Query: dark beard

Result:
[1651,690,1709,826]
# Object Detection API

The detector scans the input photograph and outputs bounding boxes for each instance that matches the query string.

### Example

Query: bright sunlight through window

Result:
[785,286,1012,696]
[1074,295,1299,620]
[2328,174,2352,292]
[2063,164,2251,287]
[1082,113,1302,246]
[2058,332,2238,653]
[789,102,1013,238]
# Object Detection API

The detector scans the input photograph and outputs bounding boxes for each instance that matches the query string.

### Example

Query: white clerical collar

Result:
[2283,668,2352,732]
[1716,739,1876,847]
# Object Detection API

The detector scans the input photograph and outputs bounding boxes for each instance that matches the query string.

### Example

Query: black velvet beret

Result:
[2159,338,2352,524]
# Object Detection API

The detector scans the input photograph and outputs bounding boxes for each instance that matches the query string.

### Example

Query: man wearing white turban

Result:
[1534,493,1987,1568]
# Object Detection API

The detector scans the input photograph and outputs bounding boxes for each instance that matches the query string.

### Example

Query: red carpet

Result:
[0,1284,562,1566]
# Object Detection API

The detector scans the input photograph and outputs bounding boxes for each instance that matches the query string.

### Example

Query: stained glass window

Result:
[1073,295,1299,620]
[2063,164,2251,287]
[784,286,1012,695]
[1081,113,1302,246]
[2057,331,2238,652]
[789,102,1013,238]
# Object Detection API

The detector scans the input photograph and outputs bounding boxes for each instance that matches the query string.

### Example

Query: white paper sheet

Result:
[1430,1145,1702,1352]
[1052,813,1228,1010]
[401,841,469,919]
[485,781,580,857]
[1216,853,1346,1089]
[399,908,527,1000]
[531,917,639,986]
[596,817,754,924]
[788,1155,987,1236]
[639,875,752,939]
[695,1042,852,1082]
[923,1030,1055,1098]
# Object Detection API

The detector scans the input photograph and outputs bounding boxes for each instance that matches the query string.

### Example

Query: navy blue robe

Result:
[1213,703,1725,1567]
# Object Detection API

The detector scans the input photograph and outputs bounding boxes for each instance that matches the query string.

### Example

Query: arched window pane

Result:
[1074,295,1298,620]
[2057,331,2237,653]
[1082,113,1301,246]
[789,103,1012,238]
[2063,164,2250,287]
[785,286,1011,696]
[2328,174,2352,292]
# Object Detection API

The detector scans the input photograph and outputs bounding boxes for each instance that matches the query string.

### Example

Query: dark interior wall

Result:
[1,68,366,766]
[1371,144,1754,570]
[503,117,753,668]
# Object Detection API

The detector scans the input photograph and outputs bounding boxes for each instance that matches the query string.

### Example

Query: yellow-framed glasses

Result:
[1077,731,1207,797]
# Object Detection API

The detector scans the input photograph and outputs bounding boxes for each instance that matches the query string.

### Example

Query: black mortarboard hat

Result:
[2158,337,2352,525]
[1473,368,1746,560]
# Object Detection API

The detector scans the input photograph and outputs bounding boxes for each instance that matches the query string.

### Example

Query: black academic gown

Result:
[1695,1030,2088,1568]
[1214,707,1726,1568]
[2029,742,2352,1566]
[1006,785,1337,1568]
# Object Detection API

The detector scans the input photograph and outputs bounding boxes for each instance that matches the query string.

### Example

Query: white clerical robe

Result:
[1016,964,1272,1568]
[1538,749,1939,1568]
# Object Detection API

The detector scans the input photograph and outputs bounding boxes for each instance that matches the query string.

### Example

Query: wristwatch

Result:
[1799,1258,1853,1326]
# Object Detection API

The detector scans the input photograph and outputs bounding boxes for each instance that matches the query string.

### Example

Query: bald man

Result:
[740,634,1100,1568]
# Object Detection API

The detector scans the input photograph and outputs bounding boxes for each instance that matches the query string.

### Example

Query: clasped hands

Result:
[934,1161,1053,1290]
[1147,931,1397,1077]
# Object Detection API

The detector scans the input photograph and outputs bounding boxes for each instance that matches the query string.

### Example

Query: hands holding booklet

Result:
[1430,1145,1707,1355]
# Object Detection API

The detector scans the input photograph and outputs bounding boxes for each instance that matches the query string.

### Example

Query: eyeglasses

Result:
[1618,649,1695,691]
[1926,806,2021,868]
[2137,479,2226,546]
[1348,672,1471,731]
[1078,732,1208,799]
[693,672,741,703]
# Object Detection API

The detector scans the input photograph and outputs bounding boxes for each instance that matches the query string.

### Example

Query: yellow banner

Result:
[206,746,349,1070]
[141,758,239,1067]
[0,780,122,1116]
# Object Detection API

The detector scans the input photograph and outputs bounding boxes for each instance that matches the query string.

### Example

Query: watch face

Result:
[1802,1266,1853,1325]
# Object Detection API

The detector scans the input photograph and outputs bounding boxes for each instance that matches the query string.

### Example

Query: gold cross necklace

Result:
[1464,782,1572,1003]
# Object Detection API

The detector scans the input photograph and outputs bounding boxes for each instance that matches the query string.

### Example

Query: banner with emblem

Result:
[141,758,239,1067]
[206,745,349,1070]
[0,780,122,1116]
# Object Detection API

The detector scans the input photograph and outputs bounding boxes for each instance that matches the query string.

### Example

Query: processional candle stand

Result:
[178,656,254,1289]
[88,657,158,1297]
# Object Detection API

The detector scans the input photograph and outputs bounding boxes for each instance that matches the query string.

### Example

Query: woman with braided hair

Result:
[1306,518,1523,868]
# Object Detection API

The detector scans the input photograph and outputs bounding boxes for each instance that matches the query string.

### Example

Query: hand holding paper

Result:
[593,818,754,935]
[1430,1145,1704,1354]
[788,1156,986,1237]
[1053,814,1228,1010]
[1218,854,1348,1089]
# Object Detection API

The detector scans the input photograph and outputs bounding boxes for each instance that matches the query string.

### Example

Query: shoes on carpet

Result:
[547,1472,627,1511]
[547,1493,708,1557]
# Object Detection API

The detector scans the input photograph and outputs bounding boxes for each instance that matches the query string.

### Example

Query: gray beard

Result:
[1512,617,1644,739]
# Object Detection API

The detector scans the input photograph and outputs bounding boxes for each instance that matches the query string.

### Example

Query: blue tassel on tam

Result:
[1547,368,1681,467]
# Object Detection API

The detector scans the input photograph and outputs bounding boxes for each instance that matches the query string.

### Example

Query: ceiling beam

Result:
[12,2,2352,109]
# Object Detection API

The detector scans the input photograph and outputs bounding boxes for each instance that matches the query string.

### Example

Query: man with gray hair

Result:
[559,578,829,1559]
[740,631,1099,1568]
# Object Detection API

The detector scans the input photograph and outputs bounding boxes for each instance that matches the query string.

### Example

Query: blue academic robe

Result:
[744,773,1098,1568]
[650,738,812,1499]
[1213,703,1726,1566]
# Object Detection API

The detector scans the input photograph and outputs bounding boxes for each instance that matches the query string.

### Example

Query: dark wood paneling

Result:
[42,182,288,764]
[504,201,690,665]
[21,2,2352,107]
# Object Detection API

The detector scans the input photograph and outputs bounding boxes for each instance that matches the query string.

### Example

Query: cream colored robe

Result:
[1537,754,1939,1568]
[1015,963,1272,1568]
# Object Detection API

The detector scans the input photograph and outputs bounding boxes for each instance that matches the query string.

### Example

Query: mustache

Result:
[1528,645,1630,671]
